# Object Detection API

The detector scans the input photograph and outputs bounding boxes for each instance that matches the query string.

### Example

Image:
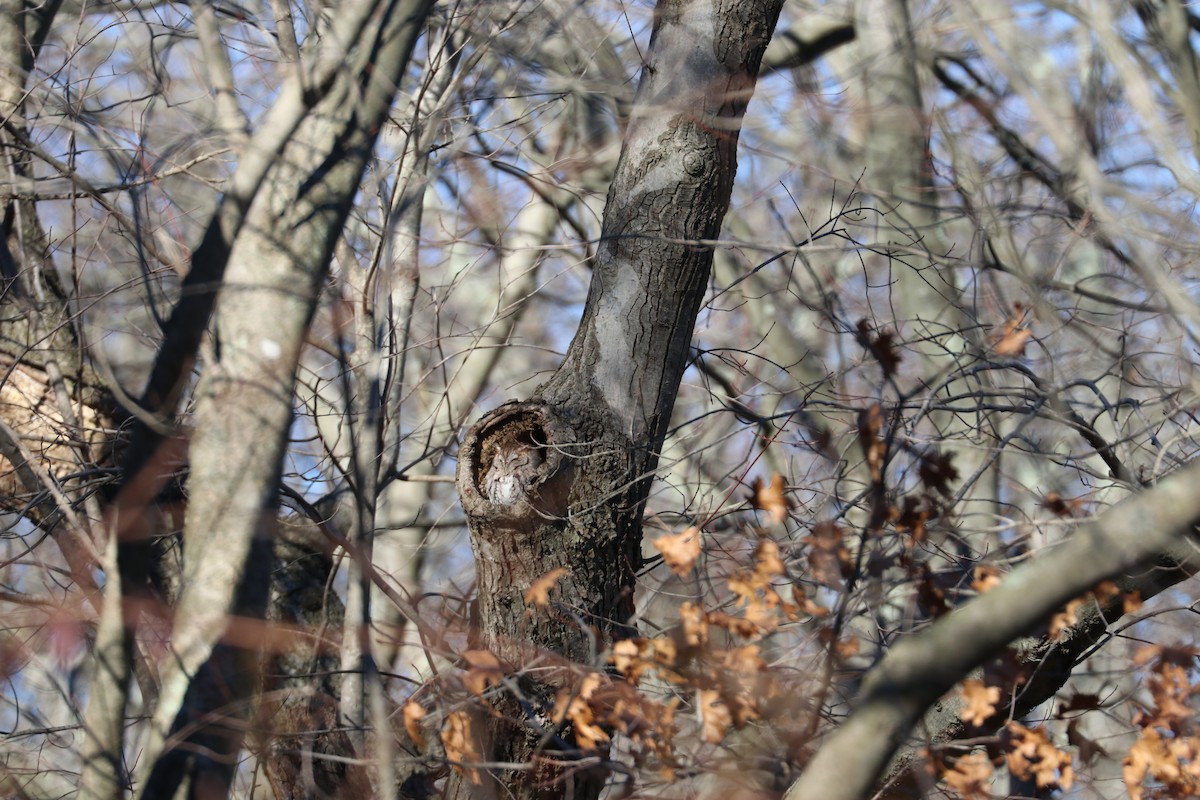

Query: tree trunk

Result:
[450,0,785,797]
[132,2,435,796]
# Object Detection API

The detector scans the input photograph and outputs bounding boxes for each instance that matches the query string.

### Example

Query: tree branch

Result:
[763,16,855,70]
[785,457,1200,800]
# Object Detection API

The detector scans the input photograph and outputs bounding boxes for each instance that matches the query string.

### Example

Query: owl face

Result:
[482,442,541,505]
[485,471,523,505]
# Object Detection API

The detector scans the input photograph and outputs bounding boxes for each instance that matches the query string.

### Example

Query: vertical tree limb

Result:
[451,1,785,797]
[133,2,435,796]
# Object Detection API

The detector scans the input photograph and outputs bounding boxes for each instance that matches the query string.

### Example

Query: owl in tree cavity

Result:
[483,440,542,505]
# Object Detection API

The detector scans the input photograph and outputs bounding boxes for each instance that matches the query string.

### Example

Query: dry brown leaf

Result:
[1049,597,1084,641]
[858,403,887,483]
[1123,728,1184,800]
[1123,590,1144,614]
[753,539,786,578]
[1130,642,1195,668]
[856,319,902,376]
[917,566,950,618]
[1056,691,1101,716]
[678,602,709,647]
[719,644,766,675]
[402,700,427,749]
[742,596,780,633]
[791,583,829,618]
[1066,718,1107,764]
[834,635,860,662]
[893,495,931,547]
[461,649,504,697]
[1123,750,1149,800]
[726,692,761,730]
[1147,661,1195,729]
[727,573,756,606]
[941,752,993,799]
[573,717,609,750]
[552,672,610,751]
[993,304,1034,357]
[993,326,1033,357]
[650,636,679,670]
[699,689,732,743]
[775,586,802,621]
[749,474,793,525]
[441,710,482,785]
[960,678,1001,727]
[971,565,1002,594]
[816,627,860,662]
[1093,580,1120,607]
[707,610,762,639]
[1005,722,1074,791]
[600,680,679,764]
[805,521,851,589]
[917,450,958,497]
[653,527,702,575]
[633,695,680,764]
[524,567,568,607]
[610,639,644,680]
[722,540,798,636]
[1041,492,1085,517]
[1092,580,1142,615]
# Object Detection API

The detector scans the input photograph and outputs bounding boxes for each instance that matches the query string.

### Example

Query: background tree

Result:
[3,2,1200,800]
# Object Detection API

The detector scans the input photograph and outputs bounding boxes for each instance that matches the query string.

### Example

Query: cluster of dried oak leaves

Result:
[398,323,1193,796]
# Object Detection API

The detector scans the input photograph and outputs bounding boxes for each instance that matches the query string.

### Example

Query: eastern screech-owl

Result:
[483,442,542,505]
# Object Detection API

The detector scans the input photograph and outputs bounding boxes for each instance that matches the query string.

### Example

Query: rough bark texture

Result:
[259,516,371,800]
[134,2,435,796]
[452,1,785,797]
[73,4,423,797]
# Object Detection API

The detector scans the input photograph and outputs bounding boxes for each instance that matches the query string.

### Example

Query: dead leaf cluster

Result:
[932,720,1075,798]
[1124,645,1200,800]
[856,319,902,377]
[1004,722,1075,791]
[747,473,793,525]
[992,303,1034,357]
[804,521,852,589]
[959,678,1001,727]
[609,599,779,748]
[857,402,887,483]
[653,526,703,576]
[1048,581,1142,642]
[544,662,682,763]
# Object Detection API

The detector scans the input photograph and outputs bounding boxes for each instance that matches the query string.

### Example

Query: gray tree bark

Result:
[8,5,1199,800]
[79,3,429,795]
[129,2,435,797]
[449,0,785,797]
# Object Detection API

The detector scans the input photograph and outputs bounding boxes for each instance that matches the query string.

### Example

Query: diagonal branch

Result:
[784,458,1200,800]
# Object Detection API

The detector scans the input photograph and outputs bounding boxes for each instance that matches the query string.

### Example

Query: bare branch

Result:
[786,459,1200,800]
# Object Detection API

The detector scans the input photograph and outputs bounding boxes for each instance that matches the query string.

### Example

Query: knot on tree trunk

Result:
[458,401,575,526]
